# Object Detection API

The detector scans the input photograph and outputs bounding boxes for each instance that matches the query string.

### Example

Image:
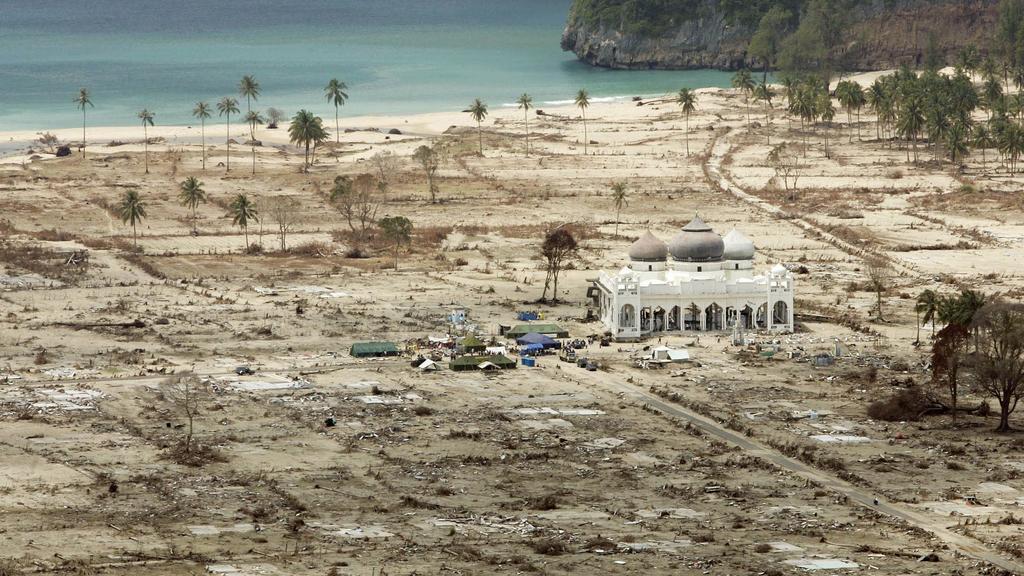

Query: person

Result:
[873,498,879,506]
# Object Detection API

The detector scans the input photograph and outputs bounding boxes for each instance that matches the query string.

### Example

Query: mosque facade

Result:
[590,217,795,340]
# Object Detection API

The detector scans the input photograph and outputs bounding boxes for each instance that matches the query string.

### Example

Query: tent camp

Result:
[506,323,569,339]
[516,332,559,348]
[417,359,440,371]
[450,355,517,372]
[351,341,401,358]
[458,335,487,354]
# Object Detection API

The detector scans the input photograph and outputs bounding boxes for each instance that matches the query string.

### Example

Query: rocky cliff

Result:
[561,0,998,71]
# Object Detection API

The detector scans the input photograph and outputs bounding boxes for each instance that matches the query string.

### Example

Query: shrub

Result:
[867,387,929,421]
[531,538,568,556]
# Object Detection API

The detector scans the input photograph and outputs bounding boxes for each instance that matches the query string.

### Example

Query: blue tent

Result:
[521,343,545,355]
[517,332,558,348]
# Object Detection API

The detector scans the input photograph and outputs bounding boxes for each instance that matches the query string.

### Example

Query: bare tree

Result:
[970,302,1024,432]
[370,149,399,195]
[330,174,380,244]
[161,373,207,454]
[267,195,300,252]
[767,143,802,200]
[865,257,892,321]
[412,143,443,203]
[540,225,579,303]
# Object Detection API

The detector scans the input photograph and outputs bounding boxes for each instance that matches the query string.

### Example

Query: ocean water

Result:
[0,0,734,131]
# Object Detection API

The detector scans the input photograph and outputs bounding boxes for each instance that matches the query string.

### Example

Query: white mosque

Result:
[590,216,794,340]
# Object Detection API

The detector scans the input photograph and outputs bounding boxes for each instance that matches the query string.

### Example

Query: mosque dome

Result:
[723,228,755,260]
[628,231,668,262]
[668,216,724,262]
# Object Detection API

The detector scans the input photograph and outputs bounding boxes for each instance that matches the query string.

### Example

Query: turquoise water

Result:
[0,0,734,131]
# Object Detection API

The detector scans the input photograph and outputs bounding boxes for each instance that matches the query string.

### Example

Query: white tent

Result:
[478,361,500,371]
[650,346,690,363]
[485,346,508,356]
[418,359,440,371]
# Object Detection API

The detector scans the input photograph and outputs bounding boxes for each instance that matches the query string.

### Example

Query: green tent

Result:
[506,323,569,339]
[350,341,401,358]
[449,354,517,371]
[459,335,487,353]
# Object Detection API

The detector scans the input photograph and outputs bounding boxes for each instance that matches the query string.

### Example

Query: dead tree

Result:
[865,257,892,321]
[267,195,300,252]
[161,373,207,454]
[540,225,579,303]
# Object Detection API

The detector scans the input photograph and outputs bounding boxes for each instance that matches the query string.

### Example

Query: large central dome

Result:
[668,216,724,262]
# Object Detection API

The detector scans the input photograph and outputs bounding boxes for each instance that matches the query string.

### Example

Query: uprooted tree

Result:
[969,302,1024,432]
[330,174,381,245]
[539,225,579,304]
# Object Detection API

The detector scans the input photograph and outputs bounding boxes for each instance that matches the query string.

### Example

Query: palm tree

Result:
[245,110,265,174]
[229,193,258,252]
[732,69,755,127]
[74,88,93,159]
[288,109,328,169]
[835,80,860,143]
[896,98,925,163]
[468,98,488,155]
[324,78,349,145]
[192,101,211,171]
[137,109,155,174]
[916,289,941,340]
[238,75,260,136]
[575,89,591,154]
[610,181,627,238]
[178,176,207,234]
[753,81,773,145]
[517,93,533,156]
[972,123,993,168]
[676,88,697,155]
[945,122,969,167]
[217,97,240,172]
[118,190,147,248]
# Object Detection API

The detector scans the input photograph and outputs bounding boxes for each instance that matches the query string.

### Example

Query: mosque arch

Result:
[620,304,636,329]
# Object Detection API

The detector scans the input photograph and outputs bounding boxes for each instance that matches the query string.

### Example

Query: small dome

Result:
[723,228,755,260]
[668,216,724,262]
[628,231,668,261]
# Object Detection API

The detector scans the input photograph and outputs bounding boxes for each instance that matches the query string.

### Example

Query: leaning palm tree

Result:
[192,101,212,171]
[245,110,265,174]
[324,78,349,144]
[137,109,155,174]
[732,69,755,127]
[517,93,533,156]
[676,88,697,155]
[288,109,328,169]
[468,98,488,155]
[74,88,93,159]
[178,176,207,234]
[229,193,258,252]
[916,289,941,340]
[238,75,260,136]
[217,97,240,172]
[118,190,147,248]
[575,89,591,154]
[753,81,773,145]
[610,181,628,238]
